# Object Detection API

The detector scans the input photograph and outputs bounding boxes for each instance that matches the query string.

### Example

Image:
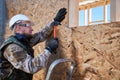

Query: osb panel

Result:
[72,22,120,80]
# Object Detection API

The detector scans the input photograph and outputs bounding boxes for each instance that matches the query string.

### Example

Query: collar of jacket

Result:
[15,33,29,42]
[15,33,25,39]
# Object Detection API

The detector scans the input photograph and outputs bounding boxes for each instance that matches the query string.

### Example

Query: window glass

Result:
[107,4,110,22]
[79,10,85,26]
[91,6,104,22]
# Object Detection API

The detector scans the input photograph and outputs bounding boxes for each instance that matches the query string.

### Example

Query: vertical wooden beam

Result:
[69,0,79,27]
[105,5,108,22]
[111,0,120,22]
[103,5,106,23]
[88,8,90,25]
[89,8,92,25]
[104,0,108,23]
[88,7,92,25]
[84,10,88,25]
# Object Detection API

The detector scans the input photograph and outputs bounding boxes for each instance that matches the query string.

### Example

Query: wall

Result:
[72,22,120,80]
[5,0,120,80]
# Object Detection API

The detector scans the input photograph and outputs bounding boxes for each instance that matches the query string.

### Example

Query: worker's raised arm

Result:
[30,8,67,46]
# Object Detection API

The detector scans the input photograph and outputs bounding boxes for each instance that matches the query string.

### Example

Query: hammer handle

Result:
[54,26,57,38]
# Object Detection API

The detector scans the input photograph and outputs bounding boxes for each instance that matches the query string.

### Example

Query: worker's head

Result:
[9,14,34,36]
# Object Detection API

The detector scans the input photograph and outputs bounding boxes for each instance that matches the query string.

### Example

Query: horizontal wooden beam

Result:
[79,0,84,2]
[79,0,110,10]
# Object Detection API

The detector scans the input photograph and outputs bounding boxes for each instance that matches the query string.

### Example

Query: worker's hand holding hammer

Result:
[46,38,59,53]
[54,8,67,24]
[52,8,67,38]
[46,8,67,54]
[50,8,67,26]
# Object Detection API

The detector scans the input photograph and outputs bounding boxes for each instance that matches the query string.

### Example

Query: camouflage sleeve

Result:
[30,22,54,46]
[3,43,51,74]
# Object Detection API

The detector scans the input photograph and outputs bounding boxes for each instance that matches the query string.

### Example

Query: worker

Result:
[0,8,67,80]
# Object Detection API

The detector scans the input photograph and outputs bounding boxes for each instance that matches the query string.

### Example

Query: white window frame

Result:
[79,4,110,26]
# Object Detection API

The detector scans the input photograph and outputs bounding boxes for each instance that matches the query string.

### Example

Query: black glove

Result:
[54,8,67,23]
[46,38,59,53]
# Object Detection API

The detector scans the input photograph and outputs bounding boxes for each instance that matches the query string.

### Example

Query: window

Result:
[91,6,104,24]
[79,4,110,26]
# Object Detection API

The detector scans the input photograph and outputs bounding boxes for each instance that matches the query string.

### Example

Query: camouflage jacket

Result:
[1,22,53,77]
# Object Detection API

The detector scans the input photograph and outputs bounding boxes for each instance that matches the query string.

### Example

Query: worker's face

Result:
[17,21,34,36]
